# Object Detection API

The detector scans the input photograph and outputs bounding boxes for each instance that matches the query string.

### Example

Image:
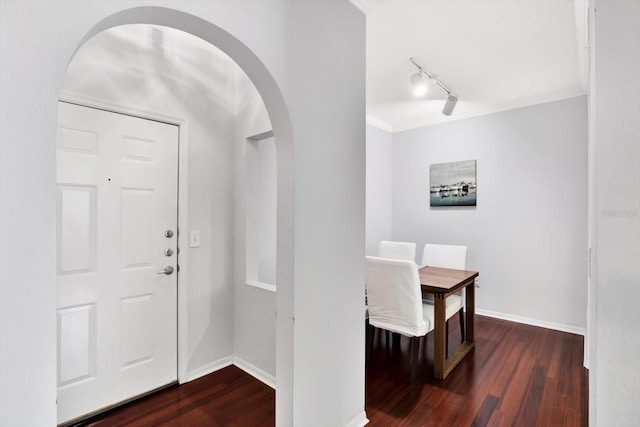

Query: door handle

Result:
[157,266,174,275]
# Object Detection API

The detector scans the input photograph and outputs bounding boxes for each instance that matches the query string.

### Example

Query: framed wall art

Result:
[429,160,477,207]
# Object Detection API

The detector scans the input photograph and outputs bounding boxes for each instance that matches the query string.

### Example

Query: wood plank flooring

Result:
[73,365,275,427]
[74,315,585,426]
[365,315,585,426]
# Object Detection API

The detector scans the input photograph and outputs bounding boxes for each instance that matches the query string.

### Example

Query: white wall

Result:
[366,124,393,255]
[0,2,366,426]
[233,85,277,383]
[391,96,588,332]
[60,25,238,377]
[591,1,640,424]
[254,137,278,285]
[287,2,365,425]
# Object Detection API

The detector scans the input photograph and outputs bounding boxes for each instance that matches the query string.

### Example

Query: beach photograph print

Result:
[430,160,477,207]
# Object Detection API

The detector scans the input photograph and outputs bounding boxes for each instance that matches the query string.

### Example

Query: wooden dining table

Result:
[419,266,479,380]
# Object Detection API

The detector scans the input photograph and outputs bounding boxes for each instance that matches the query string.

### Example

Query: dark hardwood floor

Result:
[75,365,275,427]
[76,315,585,426]
[365,315,585,426]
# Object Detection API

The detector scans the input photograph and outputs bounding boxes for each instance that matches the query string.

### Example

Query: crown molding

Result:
[365,114,393,132]
[349,0,370,15]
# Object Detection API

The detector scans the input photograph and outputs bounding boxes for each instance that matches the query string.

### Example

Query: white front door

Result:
[56,102,179,424]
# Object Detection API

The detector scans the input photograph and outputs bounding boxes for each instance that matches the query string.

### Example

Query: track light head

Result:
[410,72,428,96]
[409,58,459,116]
[442,94,458,116]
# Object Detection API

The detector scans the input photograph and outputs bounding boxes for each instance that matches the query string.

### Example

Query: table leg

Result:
[433,293,447,379]
[465,281,475,343]
[392,332,401,351]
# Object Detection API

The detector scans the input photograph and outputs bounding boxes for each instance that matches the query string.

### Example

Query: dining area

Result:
[365,242,478,384]
[364,238,585,426]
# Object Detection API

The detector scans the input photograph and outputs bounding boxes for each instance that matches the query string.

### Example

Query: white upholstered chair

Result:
[378,240,417,262]
[365,256,434,385]
[421,244,468,346]
[375,241,417,345]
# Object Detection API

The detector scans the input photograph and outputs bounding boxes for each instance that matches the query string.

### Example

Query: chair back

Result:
[421,244,467,270]
[378,241,416,262]
[365,256,428,337]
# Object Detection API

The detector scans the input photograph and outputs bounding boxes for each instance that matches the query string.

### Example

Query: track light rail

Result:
[409,57,454,97]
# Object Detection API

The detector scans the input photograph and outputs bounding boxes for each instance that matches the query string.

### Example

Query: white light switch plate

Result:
[189,231,201,248]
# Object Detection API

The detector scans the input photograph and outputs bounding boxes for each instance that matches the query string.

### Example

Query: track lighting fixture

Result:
[409,57,458,116]
[410,71,429,96]
[442,95,458,116]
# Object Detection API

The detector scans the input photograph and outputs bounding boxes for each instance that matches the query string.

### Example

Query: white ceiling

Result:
[62,25,255,115]
[354,0,588,132]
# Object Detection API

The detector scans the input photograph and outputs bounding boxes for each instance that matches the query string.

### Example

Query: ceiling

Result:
[353,0,588,132]
[65,1,589,134]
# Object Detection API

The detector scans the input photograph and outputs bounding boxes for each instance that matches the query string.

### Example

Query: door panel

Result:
[57,303,97,387]
[57,185,97,274]
[56,102,179,424]
[121,188,156,268]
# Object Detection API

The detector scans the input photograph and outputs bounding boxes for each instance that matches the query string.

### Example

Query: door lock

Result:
[157,266,174,275]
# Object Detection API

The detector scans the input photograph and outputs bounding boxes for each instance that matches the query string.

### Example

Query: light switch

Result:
[189,231,201,248]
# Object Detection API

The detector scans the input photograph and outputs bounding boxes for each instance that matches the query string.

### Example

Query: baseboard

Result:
[344,411,369,427]
[184,355,276,390]
[185,356,233,382]
[233,357,276,389]
[476,309,586,336]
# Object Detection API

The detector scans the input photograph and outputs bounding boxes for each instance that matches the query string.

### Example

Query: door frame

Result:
[59,91,191,384]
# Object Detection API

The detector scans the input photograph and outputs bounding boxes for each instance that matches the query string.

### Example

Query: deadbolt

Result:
[165,229,174,238]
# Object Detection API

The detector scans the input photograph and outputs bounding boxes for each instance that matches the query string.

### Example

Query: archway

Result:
[58,6,294,424]
[1,2,367,425]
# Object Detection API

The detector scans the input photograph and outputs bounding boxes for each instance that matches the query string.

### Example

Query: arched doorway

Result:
[1,2,367,425]
[56,7,294,425]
